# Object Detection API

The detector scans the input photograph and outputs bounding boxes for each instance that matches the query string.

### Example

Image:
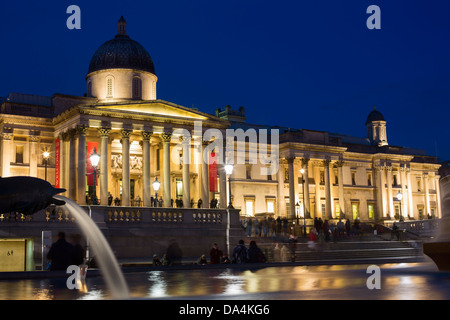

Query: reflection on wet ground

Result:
[1,260,449,300]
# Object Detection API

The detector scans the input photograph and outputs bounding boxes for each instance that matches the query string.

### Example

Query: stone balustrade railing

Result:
[386,219,441,237]
[0,206,240,226]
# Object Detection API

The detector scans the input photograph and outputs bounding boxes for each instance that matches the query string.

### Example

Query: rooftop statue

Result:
[0,176,66,215]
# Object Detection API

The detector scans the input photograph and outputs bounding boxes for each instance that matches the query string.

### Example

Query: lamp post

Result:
[224,164,234,209]
[43,150,50,181]
[300,168,307,236]
[152,177,161,207]
[295,201,300,236]
[89,148,100,205]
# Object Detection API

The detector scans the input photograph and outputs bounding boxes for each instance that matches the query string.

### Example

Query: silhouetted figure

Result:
[108,193,113,206]
[166,239,183,265]
[152,254,162,266]
[248,240,266,263]
[209,243,223,264]
[197,199,203,208]
[47,232,74,271]
[71,234,85,266]
[232,239,249,264]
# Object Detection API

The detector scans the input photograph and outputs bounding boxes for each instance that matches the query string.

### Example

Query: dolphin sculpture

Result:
[0,176,66,215]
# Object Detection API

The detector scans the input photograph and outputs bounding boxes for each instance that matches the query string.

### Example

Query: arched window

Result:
[132,77,142,100]
[106,77,114,98]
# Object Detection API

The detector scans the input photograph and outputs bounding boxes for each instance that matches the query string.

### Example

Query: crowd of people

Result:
[241,216,290,240]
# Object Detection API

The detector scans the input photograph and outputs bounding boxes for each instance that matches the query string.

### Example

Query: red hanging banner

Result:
[87,141,98,186]
[55,138,60,188]
[209,152,218,192]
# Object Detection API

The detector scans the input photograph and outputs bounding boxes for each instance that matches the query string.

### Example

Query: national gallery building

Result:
[0,17,442,223]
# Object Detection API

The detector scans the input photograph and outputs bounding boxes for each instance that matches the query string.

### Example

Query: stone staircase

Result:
[250,235,424,264]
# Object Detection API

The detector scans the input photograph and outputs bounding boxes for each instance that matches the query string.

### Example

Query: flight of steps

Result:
[251,235,424,264]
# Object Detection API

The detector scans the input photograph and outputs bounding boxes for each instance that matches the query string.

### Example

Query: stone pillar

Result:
[424,173,431,218]
[77,125,88,206]
[287,157,296,220]
[301,158,311,219]
[436,175,442,219]
[61,132,70,197]
[201,140,210,208]
[386,166,394,218]
[121,129,132,207]
[219,163,227,209]
[324,160,332,220]
[68,129,77,201]
[407,167,414,219]
[400,165,409,218]
[314,163,321,218]
[141,131,152,207]
[378,165,388,218]
[337,160,345,218]
[161,131,172,207]
[277,162,285,217]
[99,127,111,206]
[1,129,13,178]
[29,132,40,177]
[181,135,191,208]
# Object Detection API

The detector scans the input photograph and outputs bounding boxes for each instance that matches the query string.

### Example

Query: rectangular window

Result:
[320,171,325,185]
[394,204,400,219]
[107,78,113,98]
[335,203,340,219]
[418,206,424,220]
[246,166,251,180]
[368,204,375,220]
[267,173,272,181]
[15,145,24,164]
[352,202,359,220]
[367,173,372,186]
[393,174,398,186]
[321,202,326,218]
[417,180,421,192]
[351,172,356,186]
[176,179,183,198]
[245,199,254,217]
[266,199,275,214]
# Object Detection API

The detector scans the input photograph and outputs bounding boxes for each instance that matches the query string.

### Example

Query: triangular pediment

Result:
[95,100,211,120]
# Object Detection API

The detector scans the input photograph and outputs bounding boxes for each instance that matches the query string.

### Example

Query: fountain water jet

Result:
[55,196,129,299]
[424,175,450,271]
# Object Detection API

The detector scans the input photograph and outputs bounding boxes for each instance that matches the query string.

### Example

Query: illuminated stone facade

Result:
[0,18,441,223]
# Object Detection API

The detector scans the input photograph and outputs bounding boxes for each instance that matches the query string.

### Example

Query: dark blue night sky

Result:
[1,1,450,160]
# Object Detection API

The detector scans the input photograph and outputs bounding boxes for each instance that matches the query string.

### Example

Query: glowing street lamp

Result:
[43,150,50,181]
[224,164,234,209]
[300,168,307,236]
[89,148,100,205]
[152,177,161,207]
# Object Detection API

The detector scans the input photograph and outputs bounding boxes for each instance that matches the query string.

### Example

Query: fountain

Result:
[424,175,450,271]
[0,176,129,299]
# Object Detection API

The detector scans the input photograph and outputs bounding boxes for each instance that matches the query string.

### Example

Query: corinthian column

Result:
[161,132,172,207]
[301,158,311,219]
[181,135,191,208]
[141,131,152,207]
[1,129,13,178]
[324,160,332,220]
[201,140,210,208]
[29,131,40,178]
[336,160,345,218]
[287,157,296,220]
[77,125,88,205]
[98,127,111,206]
[121,129,132,206]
